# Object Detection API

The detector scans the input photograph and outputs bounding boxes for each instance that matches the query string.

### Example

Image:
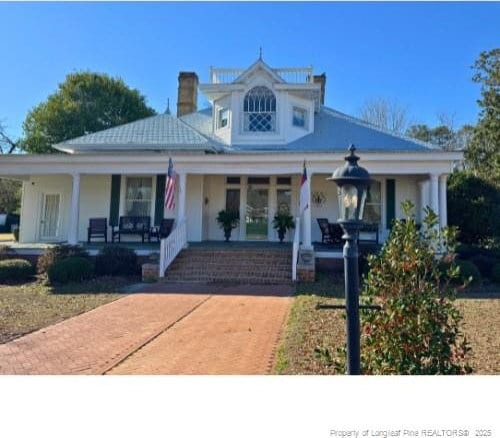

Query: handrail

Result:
[159,218,187,278]
[292,217,301,281]
[210,67,314,84]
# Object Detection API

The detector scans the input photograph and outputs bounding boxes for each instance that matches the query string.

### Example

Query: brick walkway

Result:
[0,286,291,375]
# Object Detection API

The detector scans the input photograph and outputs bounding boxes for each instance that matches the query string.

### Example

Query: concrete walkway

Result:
[0,284,292,375]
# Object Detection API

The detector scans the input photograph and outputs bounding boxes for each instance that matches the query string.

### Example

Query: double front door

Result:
[225,178,293,241]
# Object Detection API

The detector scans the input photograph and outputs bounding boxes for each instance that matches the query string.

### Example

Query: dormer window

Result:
[292,107,308,129]
[243,86,276,132]
[218,108,229,129]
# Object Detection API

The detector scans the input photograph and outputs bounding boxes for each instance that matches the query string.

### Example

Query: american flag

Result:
[164,158,177,210]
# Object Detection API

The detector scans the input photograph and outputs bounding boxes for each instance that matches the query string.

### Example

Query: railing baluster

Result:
[159,218,187,278]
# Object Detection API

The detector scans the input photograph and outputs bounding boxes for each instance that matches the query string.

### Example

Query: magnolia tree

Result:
[335,201,472,375]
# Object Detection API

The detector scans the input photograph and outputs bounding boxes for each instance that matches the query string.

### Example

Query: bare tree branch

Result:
[359,97,411,135]
[0,121,20,154]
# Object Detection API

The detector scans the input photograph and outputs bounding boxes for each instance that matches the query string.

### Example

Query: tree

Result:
[359,97,410,134]
[465,49,500,184]
[0,122,20,154]
[406,123,456,150]
[22,72,156,154]
[0,179,21,214]
[447,171,500,245]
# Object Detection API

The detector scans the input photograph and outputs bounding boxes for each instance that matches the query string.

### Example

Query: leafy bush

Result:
[335,202,472,374]
[0,246,12,261]
[492,264,500,284]
[0,259,35,283]
[455,260,482,286]
[470,254,497,278]
[447,171,500,245]
[456,244,483,260]
[95,245,138,276]
[37,244,90,274]
[47,257,94,284]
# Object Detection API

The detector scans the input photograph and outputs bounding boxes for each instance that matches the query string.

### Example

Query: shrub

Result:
[454,260,482,286]
[95,245,138,276]
[470,254,497,278]
[37,244,90,274]
[456,243,483,260]
[0,259,35,283]
[334,202,472,375]
[492,264,500,284]
[0,246,12,261]
[447,171,500,245]
[47,256,93,284]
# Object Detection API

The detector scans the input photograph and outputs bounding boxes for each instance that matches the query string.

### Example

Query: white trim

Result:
[39,192,62,242]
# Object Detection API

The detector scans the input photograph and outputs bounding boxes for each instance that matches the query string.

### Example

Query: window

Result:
[248,176,270,185]
[226,189,240,216]
[125,177,152,216]
[226,176,241,185]
[277,189,292,215]
[363,181,382,223]
[277,176,291,186]
[218,108,229,129]
[243,86,276,132]
[292,107,307,129]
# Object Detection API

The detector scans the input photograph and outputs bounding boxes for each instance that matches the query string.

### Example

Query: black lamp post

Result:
[327,145,371,375]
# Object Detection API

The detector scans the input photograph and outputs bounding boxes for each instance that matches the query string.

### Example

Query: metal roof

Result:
[180,106,438,153]
[53,113,219,153]
[53,105,438,154]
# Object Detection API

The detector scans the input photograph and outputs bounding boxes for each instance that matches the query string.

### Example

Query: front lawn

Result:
[275,272,500,375]
[0,277,134,344]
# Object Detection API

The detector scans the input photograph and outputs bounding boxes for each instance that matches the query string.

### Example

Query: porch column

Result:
[418,180,429,223]
[429,173,440,223]
[68,173,80,245]
[178,172,187,221]
[302,172,313,249]
[439,174,448,228]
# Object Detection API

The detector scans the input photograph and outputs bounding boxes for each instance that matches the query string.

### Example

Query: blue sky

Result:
[0,2,498,139]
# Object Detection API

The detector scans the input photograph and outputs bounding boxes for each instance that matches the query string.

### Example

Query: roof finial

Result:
[259,47,263,60]
[165,98,171,115]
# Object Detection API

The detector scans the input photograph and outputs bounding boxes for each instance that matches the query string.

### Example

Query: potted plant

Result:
[216,209,239,242]
[272,212,295,243]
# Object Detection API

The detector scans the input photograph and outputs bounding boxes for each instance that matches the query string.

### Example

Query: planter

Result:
[224,229,232,242]
[278,229,286,243]
[142,263,159,283]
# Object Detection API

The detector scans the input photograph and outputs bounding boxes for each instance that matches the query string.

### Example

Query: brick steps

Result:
[163,248,293,284]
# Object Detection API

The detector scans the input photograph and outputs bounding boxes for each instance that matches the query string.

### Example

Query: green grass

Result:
[0,276,137,344]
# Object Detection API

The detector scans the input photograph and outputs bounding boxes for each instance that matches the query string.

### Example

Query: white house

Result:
[0,58,462,278]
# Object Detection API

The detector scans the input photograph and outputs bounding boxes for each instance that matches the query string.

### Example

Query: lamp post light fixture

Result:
[327,144,371,375]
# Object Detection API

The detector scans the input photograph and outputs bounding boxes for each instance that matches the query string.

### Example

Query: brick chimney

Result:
[313,73,326,105]
[177,72,198,117]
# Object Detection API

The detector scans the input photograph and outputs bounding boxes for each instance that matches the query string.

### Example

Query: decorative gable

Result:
[199,58,322,146]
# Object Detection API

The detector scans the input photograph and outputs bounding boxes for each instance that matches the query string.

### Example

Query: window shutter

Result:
[109,175,121,227]
[386,179,396,229]
[154,175,166,226]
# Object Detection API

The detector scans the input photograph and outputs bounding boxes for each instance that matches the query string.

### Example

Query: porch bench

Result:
[111,216,151,243]
[359,223,379,245]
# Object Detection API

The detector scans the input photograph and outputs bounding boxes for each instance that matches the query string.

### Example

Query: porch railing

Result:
[159,218,187,278]
[292,217,300,281]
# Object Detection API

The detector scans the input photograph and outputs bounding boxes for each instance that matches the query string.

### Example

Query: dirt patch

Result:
[0,277,132,344]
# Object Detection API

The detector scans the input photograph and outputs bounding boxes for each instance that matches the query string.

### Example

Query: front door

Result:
[246,187,268,240]
[40,193,61,240]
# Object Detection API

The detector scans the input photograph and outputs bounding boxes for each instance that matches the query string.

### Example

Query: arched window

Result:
[243,86,276,132]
